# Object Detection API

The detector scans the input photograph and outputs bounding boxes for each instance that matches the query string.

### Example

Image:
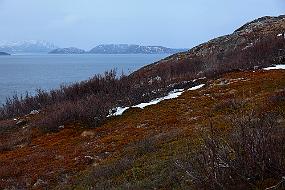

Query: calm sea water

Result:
[0,54,169,105]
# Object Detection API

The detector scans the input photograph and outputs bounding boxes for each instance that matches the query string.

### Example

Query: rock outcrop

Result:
[131,15,285,81]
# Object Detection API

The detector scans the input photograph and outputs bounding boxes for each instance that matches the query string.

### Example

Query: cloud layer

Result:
[0,0,283,49]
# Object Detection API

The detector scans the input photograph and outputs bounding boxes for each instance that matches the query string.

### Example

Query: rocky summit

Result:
[132,15,285,82]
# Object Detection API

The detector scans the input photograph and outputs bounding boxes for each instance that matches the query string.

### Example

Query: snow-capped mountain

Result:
[0,40,58,54]
[49,47,86,54]
[89,44,187,54]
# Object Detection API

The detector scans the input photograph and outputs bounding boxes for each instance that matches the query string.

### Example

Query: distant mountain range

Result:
[49,44,187,54]
[0,41,187,54]
[0,40,57,54]
[88,44,187,54]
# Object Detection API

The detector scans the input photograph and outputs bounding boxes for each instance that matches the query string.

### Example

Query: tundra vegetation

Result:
[0,16,284,189]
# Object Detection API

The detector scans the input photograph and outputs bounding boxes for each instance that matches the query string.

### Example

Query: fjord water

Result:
[0,54,169,105]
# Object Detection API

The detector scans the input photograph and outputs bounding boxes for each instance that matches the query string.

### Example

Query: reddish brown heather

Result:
[0,69,284,189]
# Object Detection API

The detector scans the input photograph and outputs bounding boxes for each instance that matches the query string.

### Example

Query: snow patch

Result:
[192,77,206,82]
[108,89,184,116]
[188,84,205,91]
[133,99,161,109]
[134,89,184,109]
[263,65,285,70]
[108,107,130,117]
[277,33,285,39]
[108,84,205,117]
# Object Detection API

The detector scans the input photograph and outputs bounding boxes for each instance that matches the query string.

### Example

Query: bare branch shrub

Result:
[174,107,285,189]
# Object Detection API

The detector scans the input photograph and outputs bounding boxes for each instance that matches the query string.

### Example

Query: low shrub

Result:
[177,109,285,189]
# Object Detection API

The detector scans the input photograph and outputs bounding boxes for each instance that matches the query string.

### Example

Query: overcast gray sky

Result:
[0,0,284,49]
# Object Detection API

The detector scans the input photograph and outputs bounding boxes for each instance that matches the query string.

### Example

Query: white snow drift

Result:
[263,65,285,70]
[108,84,205,117]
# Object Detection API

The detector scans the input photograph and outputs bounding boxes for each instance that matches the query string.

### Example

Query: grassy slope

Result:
[0,69,284,189]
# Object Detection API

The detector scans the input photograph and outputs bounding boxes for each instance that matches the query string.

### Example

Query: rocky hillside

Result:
[0,15,285,189]
[89,44,186,54]
[131,15,285,82]
[0,69,284,189]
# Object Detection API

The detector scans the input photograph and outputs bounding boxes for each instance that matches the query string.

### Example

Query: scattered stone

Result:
[74,155,94,165]
[84,155,94,160]
[92,162,99,167]
[55,155,64,160]
[16,119,27,126]
[228,89,238,94]
[81,131,95,137]
[136,123,148,129]
[29,110,40,115]
[218,79,229,86]
[254,66,259,70]
[33,179,47,188]
[58,125,65,129]
[22,125,28,129]
[16,143,28,149]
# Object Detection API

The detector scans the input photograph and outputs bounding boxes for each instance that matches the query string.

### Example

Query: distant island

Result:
[0,40,57,54]
[0,41,187,55]
[0,52,10,56]
[88,44,187,54]
[49,44,187,54]
[49,47,86,54]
